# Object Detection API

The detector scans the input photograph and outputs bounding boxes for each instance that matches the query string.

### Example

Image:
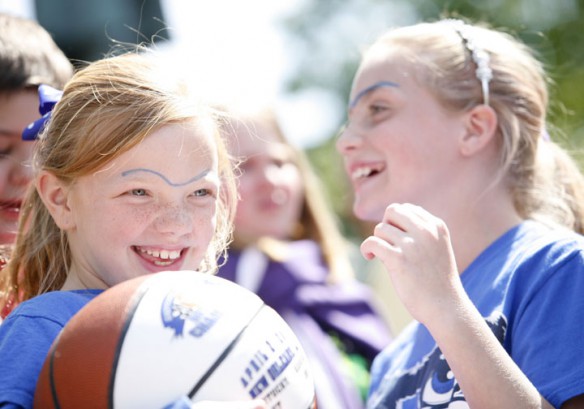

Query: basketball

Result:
[34,270,316,409]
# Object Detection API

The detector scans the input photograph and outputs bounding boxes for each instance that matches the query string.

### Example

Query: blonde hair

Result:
[221,107,354,283]
[0,52,237,310]
[365,19,584,233]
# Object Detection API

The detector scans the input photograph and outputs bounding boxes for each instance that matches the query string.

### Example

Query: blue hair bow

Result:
[22,84,63,141]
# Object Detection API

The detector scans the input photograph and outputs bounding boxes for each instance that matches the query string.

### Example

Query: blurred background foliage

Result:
[279,0,584,238]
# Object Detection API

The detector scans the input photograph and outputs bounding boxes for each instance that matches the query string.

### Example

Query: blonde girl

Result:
[0,52,264,409]
[337,19,584,408]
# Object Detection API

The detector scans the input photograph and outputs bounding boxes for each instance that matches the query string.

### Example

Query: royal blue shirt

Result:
[0,289,103,408]
[367,221,584,408]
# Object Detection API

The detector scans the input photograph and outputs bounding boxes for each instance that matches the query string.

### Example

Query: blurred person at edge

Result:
[217,105,393,409]
[0,12,73,296]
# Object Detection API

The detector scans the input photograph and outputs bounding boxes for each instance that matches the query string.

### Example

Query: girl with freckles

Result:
[0,52,266,409]
[337,19,584,409]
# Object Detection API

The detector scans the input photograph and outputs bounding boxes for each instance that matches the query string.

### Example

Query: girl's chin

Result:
[353,201,386,223]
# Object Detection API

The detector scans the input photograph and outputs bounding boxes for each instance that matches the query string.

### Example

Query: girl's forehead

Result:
[230,126,286,155]
[120,168,216,188]
[352,52,416,93]
[140,122,217,154]
[94,124,219,177]
[237,133,288,153]
[361,51,411,75]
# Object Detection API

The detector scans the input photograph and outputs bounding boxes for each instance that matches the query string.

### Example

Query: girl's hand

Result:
[360,203,465,324]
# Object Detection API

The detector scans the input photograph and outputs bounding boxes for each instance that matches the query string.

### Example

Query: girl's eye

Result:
[271,159,287,169]
[369,104,387,115]
[193,188,210,197]
[131,189,147,196]
[0,148,12,158]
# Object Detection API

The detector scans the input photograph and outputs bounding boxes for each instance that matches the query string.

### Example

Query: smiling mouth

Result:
[0,201,21,213]
[351,166,382,181]
[134,246,185,266]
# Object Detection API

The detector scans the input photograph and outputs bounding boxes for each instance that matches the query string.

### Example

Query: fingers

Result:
[360,203,459,322]
[360,234,400,261]
[382,203,450,244]
[361,203,435,261]
[382,203,434,232]
[361,203,456,283]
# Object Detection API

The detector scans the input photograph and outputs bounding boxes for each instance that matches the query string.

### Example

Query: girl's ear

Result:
[459,105,498,157]
[36,171,75,230]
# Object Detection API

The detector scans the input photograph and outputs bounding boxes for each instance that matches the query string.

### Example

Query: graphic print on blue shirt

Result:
[369,313,506,409]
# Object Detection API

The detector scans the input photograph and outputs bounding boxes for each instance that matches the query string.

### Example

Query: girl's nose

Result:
[335,123,363,155]
[154,203,193,236]
[260,164,281,187]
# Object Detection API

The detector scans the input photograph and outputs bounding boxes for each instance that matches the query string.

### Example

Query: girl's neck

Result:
[447,192,522,274]
[60,270,107,291]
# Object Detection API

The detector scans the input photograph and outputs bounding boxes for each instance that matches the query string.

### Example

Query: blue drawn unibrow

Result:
[349,81,399,109]
[121,168,210,187]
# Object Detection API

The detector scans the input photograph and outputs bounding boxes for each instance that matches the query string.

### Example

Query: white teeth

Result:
[139,247,181,260]
[352,167,373,179]
[160,250,181,260]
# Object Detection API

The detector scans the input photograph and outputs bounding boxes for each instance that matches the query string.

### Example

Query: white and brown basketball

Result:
[34,270,316,409]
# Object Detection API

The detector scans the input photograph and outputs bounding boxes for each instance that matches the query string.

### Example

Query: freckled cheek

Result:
[127,207,157,226]
[192,207,218,242]
[107,207,158,236]
[114,203,217,236]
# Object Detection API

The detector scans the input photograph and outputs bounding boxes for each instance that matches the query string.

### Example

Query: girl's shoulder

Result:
[6,289,104,326]
[511,220,583,247]
[463,220,584,297]
[480,220,583,270]
[510,221,584,269]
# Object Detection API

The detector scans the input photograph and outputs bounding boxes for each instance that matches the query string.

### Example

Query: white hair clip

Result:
[442,19,493,106]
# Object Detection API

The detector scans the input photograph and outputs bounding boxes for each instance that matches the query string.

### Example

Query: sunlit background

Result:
[0,0,358,149]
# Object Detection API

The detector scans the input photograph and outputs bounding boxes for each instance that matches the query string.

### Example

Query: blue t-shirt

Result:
[0,289,102,408]
[367,221,584,409]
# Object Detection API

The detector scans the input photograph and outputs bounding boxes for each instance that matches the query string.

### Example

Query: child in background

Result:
[337,18,584,408]
[0,12,73,251]
[217,106,392,409]
[0,51,265,409]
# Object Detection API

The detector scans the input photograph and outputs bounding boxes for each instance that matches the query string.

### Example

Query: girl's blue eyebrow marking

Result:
[121,168,210,187]
[349,81,399,108]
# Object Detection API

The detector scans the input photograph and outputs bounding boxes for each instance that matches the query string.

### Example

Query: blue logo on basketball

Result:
[160,292,222,338]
